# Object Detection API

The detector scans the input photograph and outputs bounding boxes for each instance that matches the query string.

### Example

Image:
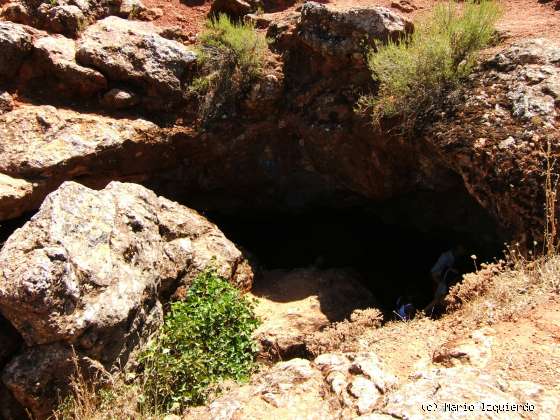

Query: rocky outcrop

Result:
[297,2,413,63]
[252,269,376,362]
[0,0,143,37]
[2,344,108,419]
[189,324,559,419]
[0,92,14,114]
[186,358,338,419]
[76,16,197,110]
[0,21,34,80]
[0,104,177,221]
[429,38,560,244]
[210,0,256,19]
[0,181,253,417]
[22,34,107,97]
[187,352,399,419]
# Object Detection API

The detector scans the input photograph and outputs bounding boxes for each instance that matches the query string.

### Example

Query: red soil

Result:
[142,0,560,45]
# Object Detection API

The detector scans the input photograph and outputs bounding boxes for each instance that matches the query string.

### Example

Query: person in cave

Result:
[423,245,466,315]
[395,295,416,321]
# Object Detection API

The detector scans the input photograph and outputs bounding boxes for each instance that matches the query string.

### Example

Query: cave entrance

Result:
[208,188,505,313]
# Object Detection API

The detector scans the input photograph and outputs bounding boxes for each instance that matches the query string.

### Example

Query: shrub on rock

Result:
[0,181,253,418]
[140,269,260,410]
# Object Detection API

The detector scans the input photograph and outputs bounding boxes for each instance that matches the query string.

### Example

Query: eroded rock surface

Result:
[297,2,413,61]
[0,0,136,37]
[0,21,34,79]
[429,38,560,244]
[0,104,177,220]
[24,34,107,97]
[0,181,253,417]
[188,326,559,419]
[76,16,197,110]
[2,344,108,419]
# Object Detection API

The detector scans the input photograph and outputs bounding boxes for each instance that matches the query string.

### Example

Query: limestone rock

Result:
[432,327,495,368]
[0,181,252,417]
[210,0,261,19]
[27,34,107,97]
[1,2,33,27]
[119,0,147,17]
[37,3,86,37]
[1,343,108,419]
[186,358,337,419]
[0,181,252,347]
[429,38,560,244]
[76,16,197,110]
[315,352,395,416]
[297,2,413,61]
[1,0,122,37]
[119,0,162,21]
[0,104,160,177]
[486,38,560,123]
[101,88,140,109]
[0,91,14,114]
[381,366,541,419]
[350,354,398,393]
[0,104,176,221]
[348,376,380,415]
[391,0,417,13]
[0,174,46,221]
[0,21,33,80]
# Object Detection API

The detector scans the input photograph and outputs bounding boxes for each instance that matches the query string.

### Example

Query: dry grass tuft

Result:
[305,308,383,357]
[445,254,560,327]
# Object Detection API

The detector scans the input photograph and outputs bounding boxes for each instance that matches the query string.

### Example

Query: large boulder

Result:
[297,2,413,62]
[0,21,34,80]
[381,366,557,419]
[187,352,399,419]
[36,3,87,37]
[0,104,176,221]
[76,16,197,110]
[22,34,107,97]
[428,38,560,244]
[0,181,252,417]
[0,174,46,221]
[209,0,262,19]
[1,0,124,37]
[2,344,108,419]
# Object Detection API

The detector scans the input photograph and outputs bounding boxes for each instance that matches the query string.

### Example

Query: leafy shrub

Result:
[139,270,260,411]
[359,0,502,134]
[191,14,267,125]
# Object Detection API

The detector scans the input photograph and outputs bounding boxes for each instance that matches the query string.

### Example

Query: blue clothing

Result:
[431,250,455,275]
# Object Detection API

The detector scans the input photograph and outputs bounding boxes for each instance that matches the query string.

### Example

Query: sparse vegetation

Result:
[55,270,260,419]
[139,269,260,412]
[190,14,267,125]
[305,308,383,356]
[359,0,502,134]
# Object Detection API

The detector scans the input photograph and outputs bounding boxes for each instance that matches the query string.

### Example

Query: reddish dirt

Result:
[141,0,560,45]
[487,298,560,387]
[142,0,212,36]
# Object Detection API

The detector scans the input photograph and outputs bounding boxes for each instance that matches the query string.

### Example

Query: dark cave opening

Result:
[208,188,506,313]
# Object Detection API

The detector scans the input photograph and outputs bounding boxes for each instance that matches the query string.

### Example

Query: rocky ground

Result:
[0,0,559,418]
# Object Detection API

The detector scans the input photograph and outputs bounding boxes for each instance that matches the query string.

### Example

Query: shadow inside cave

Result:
[208,187,506,314]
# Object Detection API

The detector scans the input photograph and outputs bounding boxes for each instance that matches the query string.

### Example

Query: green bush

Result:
[139,269,260,411]
[191,14,267,125]
[359,0,502,133]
